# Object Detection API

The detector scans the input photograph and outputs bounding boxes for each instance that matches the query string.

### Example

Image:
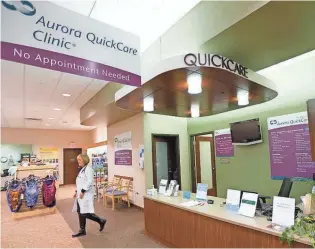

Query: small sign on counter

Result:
[183,191,191,199]
[226,189,241,211]
[272,196,295,228]
[196,183,208,201]
[238,192,258,218]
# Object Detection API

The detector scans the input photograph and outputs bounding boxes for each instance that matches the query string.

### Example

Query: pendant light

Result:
[237,91,249,106]
[143,95,154,112]
[191,103,200,118]
[187,72,202,94]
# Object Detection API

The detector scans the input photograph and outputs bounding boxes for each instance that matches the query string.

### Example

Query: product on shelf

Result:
[24,175,40,208]
[42,176,56,207]
[6,179,23,213]
[5,174,57,213]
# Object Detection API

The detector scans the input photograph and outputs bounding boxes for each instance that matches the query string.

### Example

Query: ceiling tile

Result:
[89,0,200,51]
[50,0,95,16]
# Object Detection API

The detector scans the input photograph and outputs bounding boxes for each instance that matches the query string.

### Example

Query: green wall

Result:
[0,144,33,172]
[187,103,313,201]
[144,113,191,190]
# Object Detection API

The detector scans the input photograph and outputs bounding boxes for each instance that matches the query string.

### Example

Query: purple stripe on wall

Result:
[1,42,141,87]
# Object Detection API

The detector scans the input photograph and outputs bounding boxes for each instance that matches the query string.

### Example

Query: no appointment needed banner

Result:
[1,1,141,87]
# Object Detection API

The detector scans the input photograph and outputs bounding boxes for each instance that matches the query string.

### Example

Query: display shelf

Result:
[12,206,56,220]
[11,180,57,219]
[16,165,56,179]
[7,166,58,220]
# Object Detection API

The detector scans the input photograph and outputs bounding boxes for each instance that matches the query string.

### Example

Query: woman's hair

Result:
[77,153,90,166]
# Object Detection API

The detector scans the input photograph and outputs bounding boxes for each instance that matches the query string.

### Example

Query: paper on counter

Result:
[180,200,199,207]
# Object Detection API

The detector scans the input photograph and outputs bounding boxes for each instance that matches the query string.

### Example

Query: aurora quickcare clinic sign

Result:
[1,1,141,86]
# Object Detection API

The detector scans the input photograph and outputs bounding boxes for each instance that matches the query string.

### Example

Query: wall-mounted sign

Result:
[268,112,315,179]
[220,158,230,164]
[69,142,76,148]
[139,144,144,169]
[215,128,234,157]
[114,131,132,166]
[184,53,248,78]
[1,1,141,87]
[39,147,59,166]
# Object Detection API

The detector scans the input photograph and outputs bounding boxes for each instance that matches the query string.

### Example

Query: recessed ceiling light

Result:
[48,117,55,120]
[62,93,71,97]
[53,108,61,111]
[45,124,50,126]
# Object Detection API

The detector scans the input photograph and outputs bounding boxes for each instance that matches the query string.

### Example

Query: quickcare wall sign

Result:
[184,53,248,78]
[1,1,141,87]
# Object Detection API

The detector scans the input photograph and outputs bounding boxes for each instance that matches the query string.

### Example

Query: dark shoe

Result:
[72,229,86,238]
[99,219,107,232]
[85,214,106,232]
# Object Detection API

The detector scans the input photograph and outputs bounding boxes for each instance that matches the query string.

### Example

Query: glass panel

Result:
[200,141,213,189]
[156,141,169,185]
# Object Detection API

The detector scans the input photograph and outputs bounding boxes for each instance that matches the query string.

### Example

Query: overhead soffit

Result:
[201,1,315,71]
[115,64,278,118]
[80,82,140,127]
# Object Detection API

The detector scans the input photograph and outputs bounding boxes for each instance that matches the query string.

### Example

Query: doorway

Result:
[191,133,217,196]
[63,148,82,185]
[152,135,181,189]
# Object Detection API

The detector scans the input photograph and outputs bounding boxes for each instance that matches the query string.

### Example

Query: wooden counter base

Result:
[12,206,56,220]
[144,198,309,248]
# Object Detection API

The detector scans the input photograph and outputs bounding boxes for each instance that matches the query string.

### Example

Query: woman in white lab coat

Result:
[72,154,106,237]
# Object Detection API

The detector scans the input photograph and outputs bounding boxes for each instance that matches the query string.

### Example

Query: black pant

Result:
[77,201,103,230]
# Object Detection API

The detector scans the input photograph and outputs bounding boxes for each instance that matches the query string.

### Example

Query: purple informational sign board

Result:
[114,150,132,165]
[114,131,132,166]
[215,128,234,157]
[268,112,315,179]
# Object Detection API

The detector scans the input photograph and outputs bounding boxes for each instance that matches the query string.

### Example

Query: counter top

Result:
[144,194,312,246]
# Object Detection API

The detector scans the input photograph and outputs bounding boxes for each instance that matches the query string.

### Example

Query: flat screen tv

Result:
[230,118,262,145]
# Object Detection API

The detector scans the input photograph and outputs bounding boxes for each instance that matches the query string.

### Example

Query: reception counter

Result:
[144,194,311,248]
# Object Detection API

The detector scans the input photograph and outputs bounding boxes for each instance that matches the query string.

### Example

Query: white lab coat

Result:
[72,165,94,214]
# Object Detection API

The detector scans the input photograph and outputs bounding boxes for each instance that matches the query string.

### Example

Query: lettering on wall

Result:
[184,53,248,78]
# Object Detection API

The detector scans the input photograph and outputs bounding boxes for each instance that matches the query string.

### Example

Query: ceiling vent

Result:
[25,118,42,122]
[24,117,42,126]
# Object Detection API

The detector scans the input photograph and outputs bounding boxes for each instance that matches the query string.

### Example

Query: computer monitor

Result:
[278,178,293,197]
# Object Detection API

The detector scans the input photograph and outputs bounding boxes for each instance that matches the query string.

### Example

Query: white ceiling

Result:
[256,49,315,107]
[51,0,200,52]
[1,60,108,130]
